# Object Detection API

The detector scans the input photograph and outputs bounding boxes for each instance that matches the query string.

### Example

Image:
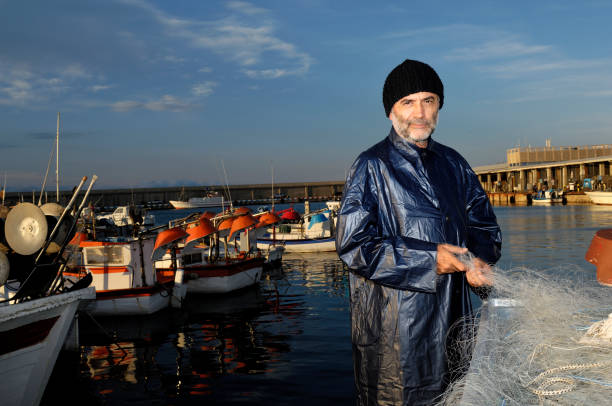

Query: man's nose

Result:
[413,102,424,118]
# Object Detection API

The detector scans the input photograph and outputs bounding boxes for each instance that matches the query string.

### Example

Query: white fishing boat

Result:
[169,191,225,209]
[0,285,95,406]
[155,209,283,294]
[0,175,97,406]
[531,189,565,205]
[584,190,612,205]
[95,205,155,227]
[65,233,186,316]
[256,201,339,253]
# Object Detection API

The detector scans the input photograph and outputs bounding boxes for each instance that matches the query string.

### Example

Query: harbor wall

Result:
[4,181,346,209]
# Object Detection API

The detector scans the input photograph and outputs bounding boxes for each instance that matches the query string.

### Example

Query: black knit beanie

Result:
[383,59,444,117]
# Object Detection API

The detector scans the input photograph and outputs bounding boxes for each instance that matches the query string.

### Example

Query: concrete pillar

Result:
[562,166,568,189]
[580,164,586,179]
[304,185,309,199]
[519,170,526,191]
[532,169,538,189]
[599,162,605,178]
[487,174,492,192]
[546,167,552,186]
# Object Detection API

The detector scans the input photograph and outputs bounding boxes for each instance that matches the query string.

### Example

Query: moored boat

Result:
[256,201,339,253]
[155,209,283,294]
[584,190,612,205]
[0,176,97,406]
[0,285,95,406]
[65,234,186,316]
[532,189,565,205]
[169,191,226,209]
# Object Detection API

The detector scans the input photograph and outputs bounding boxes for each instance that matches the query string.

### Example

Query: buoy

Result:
[585,228,612,286]
[4,203,48,255]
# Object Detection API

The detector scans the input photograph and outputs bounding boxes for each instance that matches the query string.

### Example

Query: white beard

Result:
[390,111,437,143]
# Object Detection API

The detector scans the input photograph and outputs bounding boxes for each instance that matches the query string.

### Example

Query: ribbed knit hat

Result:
[383,59,444,117]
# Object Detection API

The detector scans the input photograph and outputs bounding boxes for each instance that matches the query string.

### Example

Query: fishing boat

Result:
[256,201,339,253]
[95,205,155,227]
[169,190,226,209]
[584,190,612,205]
[0,176,97,406]
[531,189,565,204]
[65,232,186,316]
[155,209,283,294]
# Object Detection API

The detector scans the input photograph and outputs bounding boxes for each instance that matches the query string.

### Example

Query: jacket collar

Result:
[387,127,439,160]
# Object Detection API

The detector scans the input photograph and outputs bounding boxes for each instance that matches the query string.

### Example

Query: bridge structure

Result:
[473,143,612,193]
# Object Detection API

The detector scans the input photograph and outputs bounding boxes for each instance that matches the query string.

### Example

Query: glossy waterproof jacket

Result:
[336,129,502,405]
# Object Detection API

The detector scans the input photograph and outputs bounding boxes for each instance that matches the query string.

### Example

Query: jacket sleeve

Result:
[335,157,439,292]
[464,165,502,265]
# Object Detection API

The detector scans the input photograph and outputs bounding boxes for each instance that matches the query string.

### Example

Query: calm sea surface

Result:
[41,203,612,405]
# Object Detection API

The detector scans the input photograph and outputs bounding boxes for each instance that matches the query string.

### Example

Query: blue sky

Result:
[2,1,612,191]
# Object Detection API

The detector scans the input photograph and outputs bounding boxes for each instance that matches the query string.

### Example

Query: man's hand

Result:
[436,244,494,288]
[465,257,493,287]
[436,244,468,274]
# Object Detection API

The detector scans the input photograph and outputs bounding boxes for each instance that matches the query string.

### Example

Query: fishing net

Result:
[438,254,612,405]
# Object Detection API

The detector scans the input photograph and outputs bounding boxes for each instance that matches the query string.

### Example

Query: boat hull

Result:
[257,236,336,253]
[169,196,225,209]
[183,258,264,294]
[0,287,95,406]
[532,198,563,204]
[585,191,612,205]
[81,285,172,316]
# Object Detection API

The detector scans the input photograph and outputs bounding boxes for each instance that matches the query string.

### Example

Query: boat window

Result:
[182,252,203,265]
[84,246,126,265]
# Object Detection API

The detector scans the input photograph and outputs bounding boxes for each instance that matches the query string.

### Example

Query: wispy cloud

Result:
[446,39,551,61]
[121,0,313,79]
[0,61,95,106]
[191,81,216,97]
[90,84,112,92]
[226,1,267,15]
[111,94,196,112]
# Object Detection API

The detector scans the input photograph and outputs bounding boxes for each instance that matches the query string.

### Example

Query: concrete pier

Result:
[4,181,345,209]
[474,153,612,193]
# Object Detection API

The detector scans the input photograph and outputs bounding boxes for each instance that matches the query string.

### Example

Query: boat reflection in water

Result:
[44,251,354,405]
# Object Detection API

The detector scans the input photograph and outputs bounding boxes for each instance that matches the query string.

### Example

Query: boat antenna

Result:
[55,112,60,202]
[38,135,56,206]
[220,159,233,210]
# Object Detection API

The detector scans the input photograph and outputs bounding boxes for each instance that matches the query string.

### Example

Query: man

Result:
[336,59,502,405]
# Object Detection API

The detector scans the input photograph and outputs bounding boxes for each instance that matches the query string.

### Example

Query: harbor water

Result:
[41,203,612,405]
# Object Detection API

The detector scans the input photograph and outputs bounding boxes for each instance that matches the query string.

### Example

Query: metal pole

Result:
[56,112,60,202]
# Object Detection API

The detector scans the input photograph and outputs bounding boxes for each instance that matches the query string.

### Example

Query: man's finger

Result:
[440,244,468,255]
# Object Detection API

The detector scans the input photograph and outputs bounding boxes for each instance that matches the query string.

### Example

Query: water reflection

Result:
[46,252,353,405]
[495,205,612,269]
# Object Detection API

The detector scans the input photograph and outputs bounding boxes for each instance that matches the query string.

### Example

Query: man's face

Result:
[389,91,439,144]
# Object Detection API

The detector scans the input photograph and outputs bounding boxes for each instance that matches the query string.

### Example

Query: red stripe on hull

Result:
[95,283,173,300]
[0,316,59,356]
[183,257,265,278]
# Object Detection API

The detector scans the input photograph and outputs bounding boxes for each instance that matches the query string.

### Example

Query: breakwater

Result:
[4,181,345,209]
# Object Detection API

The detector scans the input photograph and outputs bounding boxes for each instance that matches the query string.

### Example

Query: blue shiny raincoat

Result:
[336,129,502,405]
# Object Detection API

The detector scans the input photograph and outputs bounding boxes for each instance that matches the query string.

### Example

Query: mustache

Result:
[409,119,435,127]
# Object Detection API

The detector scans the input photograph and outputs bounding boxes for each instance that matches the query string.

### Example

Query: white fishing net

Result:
[439,254,612,405]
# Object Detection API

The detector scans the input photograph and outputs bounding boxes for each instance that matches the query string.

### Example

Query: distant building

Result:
[506,139,612,167]
[473,139,612,193]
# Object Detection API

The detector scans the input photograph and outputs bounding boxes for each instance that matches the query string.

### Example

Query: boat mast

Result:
[271,164,274,212]
[55,112,60,202]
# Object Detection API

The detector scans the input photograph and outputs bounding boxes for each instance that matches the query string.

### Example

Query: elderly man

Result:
[336,59,502,405]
